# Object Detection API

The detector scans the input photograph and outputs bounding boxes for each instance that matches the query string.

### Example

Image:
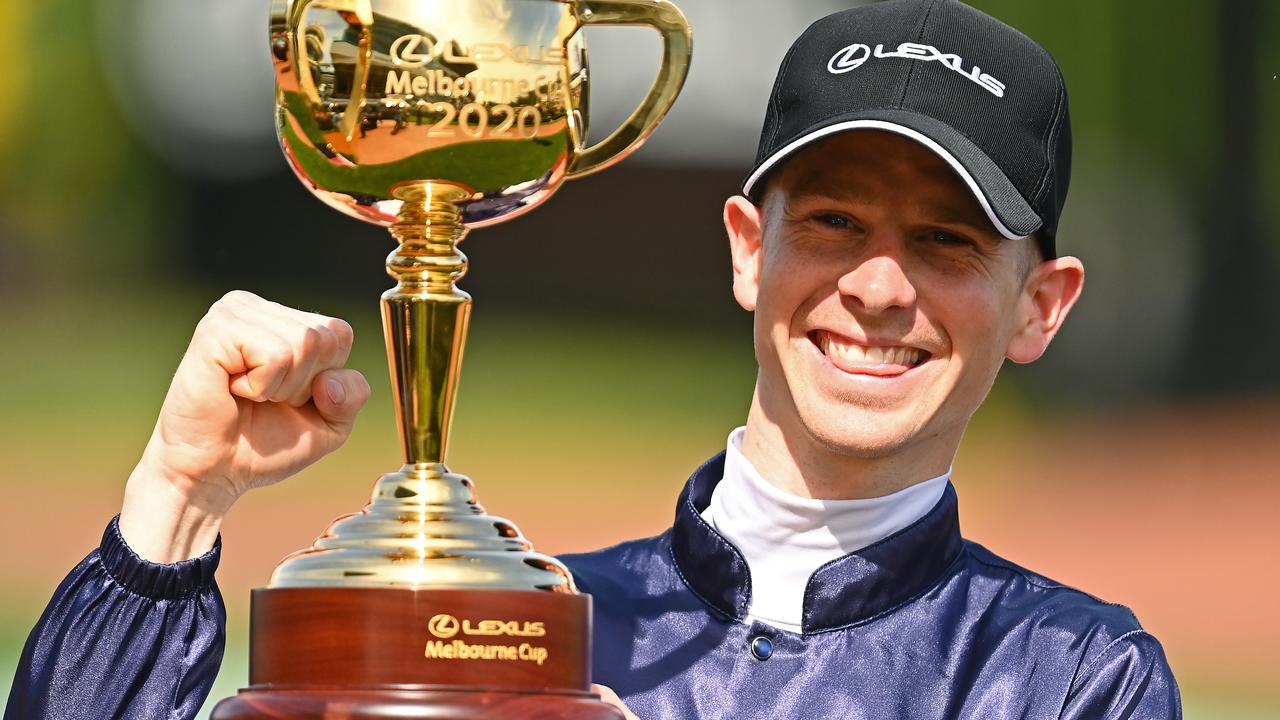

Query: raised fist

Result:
[119,291,372,563]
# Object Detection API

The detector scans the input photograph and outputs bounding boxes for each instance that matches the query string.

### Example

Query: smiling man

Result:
[560,0,1179,717]
[725,130,1068,503]
[7,1,1178,719]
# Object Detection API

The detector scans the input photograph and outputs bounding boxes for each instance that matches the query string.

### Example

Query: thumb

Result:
[311,368,371,430]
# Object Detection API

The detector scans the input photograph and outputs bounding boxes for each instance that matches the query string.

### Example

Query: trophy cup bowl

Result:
[210,1,690,717]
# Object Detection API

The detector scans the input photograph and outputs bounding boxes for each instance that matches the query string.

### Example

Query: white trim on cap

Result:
[742,120,1029,241]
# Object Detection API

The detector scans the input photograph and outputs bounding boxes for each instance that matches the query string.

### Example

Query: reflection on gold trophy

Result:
[211,0,690,717]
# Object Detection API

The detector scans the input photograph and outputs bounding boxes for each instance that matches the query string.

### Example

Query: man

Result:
[7,1,1179,718]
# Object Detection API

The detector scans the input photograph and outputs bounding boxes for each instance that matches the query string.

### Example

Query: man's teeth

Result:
[819,333,924,367]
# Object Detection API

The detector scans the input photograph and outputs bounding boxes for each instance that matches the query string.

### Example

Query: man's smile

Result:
[808,329,932,378]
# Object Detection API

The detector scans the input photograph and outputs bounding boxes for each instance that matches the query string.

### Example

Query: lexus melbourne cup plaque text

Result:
[211,1,690,717]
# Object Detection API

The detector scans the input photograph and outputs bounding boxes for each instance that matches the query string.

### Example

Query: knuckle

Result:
[315,325,338,354]
[201,299,236,326]
[265,341,294,369]
[193,313,217,336]
[329,318,355,346]
[298,326,324,355]
[218,289,256,306]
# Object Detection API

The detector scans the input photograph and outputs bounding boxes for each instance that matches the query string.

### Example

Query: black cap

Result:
[743,0,1071,257]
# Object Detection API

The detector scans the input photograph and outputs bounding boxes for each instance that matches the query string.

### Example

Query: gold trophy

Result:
[210,0,690,717]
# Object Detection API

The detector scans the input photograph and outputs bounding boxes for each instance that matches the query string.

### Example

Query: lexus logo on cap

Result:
[828,41,1007,98]
[828,43,874,72]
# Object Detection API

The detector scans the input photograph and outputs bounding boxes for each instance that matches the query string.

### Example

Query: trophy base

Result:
[210,587,621,720]
[211,687,622,719]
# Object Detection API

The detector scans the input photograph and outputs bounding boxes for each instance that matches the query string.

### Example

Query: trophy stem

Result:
[265,181,575,590]
[383,182,474,467]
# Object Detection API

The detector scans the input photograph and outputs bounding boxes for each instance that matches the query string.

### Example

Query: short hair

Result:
[1018,235,1045,283]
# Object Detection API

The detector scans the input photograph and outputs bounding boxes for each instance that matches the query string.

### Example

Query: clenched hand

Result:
[119,291,371,563]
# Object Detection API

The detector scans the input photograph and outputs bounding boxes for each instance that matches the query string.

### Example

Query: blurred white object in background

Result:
[586,0,856,167]
[95,0,279,180]
[94,0,851,179]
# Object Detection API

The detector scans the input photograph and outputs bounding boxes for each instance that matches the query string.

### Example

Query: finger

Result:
[219,296,332,407]
[278,325,336,407]
[193,292,291,402]
[310,368,371,430]
[218,326,295,403]
[325,316,355,368]
[228,291,355,369]
[292,316,354,400]
[222,294,354,406]
[592,684,640,720]
[281,317,356,406]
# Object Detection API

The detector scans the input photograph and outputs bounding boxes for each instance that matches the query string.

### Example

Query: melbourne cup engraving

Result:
[270,0,690,228]
[211,0,690,717]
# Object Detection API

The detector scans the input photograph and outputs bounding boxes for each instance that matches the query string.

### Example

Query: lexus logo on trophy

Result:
[428,614,462,639]
[389,33,563,67]
[211,0,691,717]
[390,34,437,66]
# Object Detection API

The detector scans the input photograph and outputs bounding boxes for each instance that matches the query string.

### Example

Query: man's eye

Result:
[926,230,973,247]
[813,213,850,228]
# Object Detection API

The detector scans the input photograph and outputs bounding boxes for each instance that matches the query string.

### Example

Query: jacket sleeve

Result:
[1060,630,1182,720]
[5,516,226,720]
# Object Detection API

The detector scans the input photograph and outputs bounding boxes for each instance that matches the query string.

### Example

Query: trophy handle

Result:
[287,0,374,143]
[567,0,693,177]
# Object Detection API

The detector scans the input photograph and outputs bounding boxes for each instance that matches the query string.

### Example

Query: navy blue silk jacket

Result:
[7,453,1180,719]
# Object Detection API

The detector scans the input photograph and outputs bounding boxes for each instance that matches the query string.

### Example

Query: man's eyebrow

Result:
[787,175,884,205]
[925,202,994,234]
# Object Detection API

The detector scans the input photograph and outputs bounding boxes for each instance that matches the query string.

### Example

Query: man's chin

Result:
[799,413,923,461]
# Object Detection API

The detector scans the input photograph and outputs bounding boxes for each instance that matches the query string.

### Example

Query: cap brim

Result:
[742,109,1043,241]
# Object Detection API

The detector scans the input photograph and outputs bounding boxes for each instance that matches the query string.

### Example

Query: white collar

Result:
[700,427,951,632]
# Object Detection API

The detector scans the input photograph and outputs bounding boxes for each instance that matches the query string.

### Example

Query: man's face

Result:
[727,130,1073,462]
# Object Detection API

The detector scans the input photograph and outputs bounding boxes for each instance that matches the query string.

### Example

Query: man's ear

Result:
[1006,256,1085,364]
[724,195,764,311]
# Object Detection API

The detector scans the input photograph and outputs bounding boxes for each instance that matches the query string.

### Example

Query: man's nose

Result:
[836,253,918,312]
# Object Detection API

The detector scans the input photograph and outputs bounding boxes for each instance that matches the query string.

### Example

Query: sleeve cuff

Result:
[98,515,222,600]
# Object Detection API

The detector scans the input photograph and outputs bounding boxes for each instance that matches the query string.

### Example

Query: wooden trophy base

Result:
[210,587,623,720]
[212,688,622,719]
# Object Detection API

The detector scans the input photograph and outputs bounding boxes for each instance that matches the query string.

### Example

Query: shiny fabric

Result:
[6,517,225,720]
[6,454,1179,719]
[561,453,1180,719]
[701,426,950,631]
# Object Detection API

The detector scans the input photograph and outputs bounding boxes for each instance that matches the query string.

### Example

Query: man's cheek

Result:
[751,314,780,372]
[945,291,1004,349]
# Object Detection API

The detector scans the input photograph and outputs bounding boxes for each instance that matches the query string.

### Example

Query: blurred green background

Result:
[1,0,1277,717]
